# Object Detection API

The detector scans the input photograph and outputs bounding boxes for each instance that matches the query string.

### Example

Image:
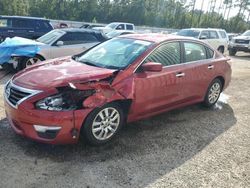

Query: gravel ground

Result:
[0,53,249,188]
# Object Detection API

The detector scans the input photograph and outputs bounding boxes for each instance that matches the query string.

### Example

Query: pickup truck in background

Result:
[93,22,135,34]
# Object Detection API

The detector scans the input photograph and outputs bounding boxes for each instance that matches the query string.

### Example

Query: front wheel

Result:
[82,103,124,145]
[203,79,222,107]
[18,55,44,70]
[229,49,237,56]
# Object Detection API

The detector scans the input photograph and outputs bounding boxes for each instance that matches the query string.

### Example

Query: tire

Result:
[17,55,44,71]
[217,46,224,54]
[203,78,222,107]
[82,103,124,146]
[229,49,237,56]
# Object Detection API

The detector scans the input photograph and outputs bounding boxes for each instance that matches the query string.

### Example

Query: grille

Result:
[5,83,32,107]
[235,39,250,44]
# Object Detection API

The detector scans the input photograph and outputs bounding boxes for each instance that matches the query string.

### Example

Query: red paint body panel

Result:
[4,34,232,144]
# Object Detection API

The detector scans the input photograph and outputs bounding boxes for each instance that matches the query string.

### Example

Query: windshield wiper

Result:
[79,60,99,67]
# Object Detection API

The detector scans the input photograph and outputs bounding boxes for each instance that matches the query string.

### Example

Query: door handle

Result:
[208,65,214,69]
[176,72,185,77]
[28,30,34,33]
[7,30,14,32]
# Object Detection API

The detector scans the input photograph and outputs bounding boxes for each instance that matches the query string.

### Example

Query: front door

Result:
[131,42,188,117]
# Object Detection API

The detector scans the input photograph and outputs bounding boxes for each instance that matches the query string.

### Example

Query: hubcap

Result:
[92,107,120,141]
[26,57,41,67]
[208,82,221,104]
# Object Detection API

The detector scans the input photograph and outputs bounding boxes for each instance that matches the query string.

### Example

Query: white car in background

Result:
[228,30,250,56]
[177,28,229,54]
[93,22,135,34]
[4,28,107,70]
[106,30,135,39]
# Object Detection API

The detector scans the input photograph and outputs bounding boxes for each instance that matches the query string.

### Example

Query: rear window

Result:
[206,48,214,58]
[184,42,207,62]
[219,31,227,39]
[126,24,133,30]
[0,19,10,27]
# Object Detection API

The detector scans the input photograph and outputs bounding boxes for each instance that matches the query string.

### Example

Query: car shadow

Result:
[0,101,237,187]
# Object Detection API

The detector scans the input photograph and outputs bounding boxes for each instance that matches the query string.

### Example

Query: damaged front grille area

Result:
[8,87,31,106]
[5,81,41,108]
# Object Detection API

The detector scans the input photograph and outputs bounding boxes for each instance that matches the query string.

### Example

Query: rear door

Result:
[49,32,100,59]
[180,41,216,100]
[132,42,188,116]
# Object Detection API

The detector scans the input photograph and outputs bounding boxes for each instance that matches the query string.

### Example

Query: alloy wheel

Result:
[25,57,41,67]
[92,107,120,141]
[208,82,221,104]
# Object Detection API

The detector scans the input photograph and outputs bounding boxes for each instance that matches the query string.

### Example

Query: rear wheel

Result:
[203,78,222,107]
[229,49,237,56]
[82,103,124,145]
[217,46,224,54]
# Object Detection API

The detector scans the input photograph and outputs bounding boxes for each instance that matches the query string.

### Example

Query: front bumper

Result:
[228,43,250,52]
[4,98,92,144]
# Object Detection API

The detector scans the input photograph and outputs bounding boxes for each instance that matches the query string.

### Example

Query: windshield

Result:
[37,30,65,44]
[78,38,152,70]
[105,23,118,29]
[177,29,200,38]
[242,30,250,36]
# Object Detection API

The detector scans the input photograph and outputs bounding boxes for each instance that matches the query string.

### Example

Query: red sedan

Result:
[4,34,231,145]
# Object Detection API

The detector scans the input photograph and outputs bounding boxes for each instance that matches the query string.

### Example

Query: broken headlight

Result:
[35,89,95,111]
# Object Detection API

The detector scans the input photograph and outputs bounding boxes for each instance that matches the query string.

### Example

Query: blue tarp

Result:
[0,37,42,64]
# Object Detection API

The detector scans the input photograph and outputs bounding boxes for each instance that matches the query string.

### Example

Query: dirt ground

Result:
[0,53,249,188]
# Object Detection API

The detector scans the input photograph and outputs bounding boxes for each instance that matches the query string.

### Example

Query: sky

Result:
[193,0,240,18]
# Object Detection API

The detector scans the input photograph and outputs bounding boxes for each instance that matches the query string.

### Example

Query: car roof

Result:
[183,28,226,32]
[58,28,103,34]
[109,22,134,25]
[119,33,193,43]
[0,15,49,21]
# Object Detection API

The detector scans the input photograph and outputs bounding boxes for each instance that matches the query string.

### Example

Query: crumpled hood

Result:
[13,57,116,90]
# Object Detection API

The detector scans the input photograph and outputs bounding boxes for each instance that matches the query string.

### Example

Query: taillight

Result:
[226,57,232,66]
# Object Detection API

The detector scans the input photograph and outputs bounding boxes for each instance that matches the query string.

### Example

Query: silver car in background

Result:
[9,28,107,70]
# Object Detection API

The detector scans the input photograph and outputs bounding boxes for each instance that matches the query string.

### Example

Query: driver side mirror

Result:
[199,35,207,40]
[56,41,64,46]
[142,62,163,72]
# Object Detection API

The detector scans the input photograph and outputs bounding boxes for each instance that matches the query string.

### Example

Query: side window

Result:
[58,32,98,45]
[0,19,11,27]
[116,24,125,30]
[184,42,207,62]
[35,21,51,31]
[126,24,133,30]
[219,31,227,39]
[12,19,31,28]
[209,31,219,39]
[144,42,181,66]
[200,31,209,39]
[206,47,214,59]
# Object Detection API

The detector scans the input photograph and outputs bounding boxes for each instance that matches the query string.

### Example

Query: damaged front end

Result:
[35,71,128,112]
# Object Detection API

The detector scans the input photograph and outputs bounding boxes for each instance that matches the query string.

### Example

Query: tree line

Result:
[0,0,250,33]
